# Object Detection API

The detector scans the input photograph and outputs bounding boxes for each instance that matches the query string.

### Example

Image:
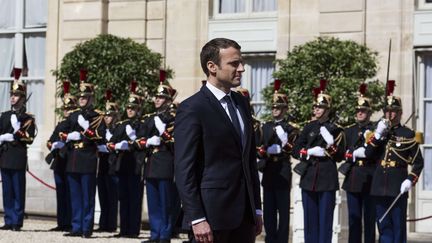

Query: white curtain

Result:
[220,0,245,13]
[0,35,15,112]
[253,0,277,12]
[25,0,47,28]
[424,56,432,190]
[249,59,274,115]
[25,33,45,125]
[0,0,15,29]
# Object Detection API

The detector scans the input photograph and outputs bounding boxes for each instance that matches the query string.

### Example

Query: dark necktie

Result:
[223,95,242,141]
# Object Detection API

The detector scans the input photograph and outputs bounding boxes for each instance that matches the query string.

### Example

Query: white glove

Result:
[400,179,412,193]
[375,120,387,140]
[275,125,288,146]
[0,133,14,142]
[77,114,90,131]
[66,131,81,142]
[320,126,334,147]
[125,125,137,140]
[154,116,166,136]
[267,144,282,155]
[50,141,65,151]
[115,140,129,151]
[10,114,21,134]
[105,129,113,141]
[352,147,366,162]
[307,146,326,159]
[146,135,161,147]
[97,144,109,153]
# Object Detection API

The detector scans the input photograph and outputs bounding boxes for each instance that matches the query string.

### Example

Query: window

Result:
[216,0,277,16]
[0,0,47,125]
[242,56,275,117]
[417,0,432,10]
[421,55,432,190]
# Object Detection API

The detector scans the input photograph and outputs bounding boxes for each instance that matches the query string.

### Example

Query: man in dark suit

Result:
[174,38,262,243]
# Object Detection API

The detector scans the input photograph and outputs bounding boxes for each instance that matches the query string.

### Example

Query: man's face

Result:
[79,96,89,108]
[104,115,113,125]
[63,109,70,118]
[272,106,285,119]
[356,109,370,122]
[154,96,167,109]
[10,94,21,106]
[211,47,245,89]
[314,106,326,119]
[126,107,137,118]
[385,109,402,124]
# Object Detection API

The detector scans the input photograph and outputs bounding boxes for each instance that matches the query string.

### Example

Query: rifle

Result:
[338,128,365,176]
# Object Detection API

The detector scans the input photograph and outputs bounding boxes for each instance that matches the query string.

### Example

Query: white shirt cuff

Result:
[191,217,206,225]
[256,209,263,216]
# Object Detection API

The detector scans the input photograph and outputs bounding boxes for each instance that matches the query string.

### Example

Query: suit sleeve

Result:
[174,102,206,222]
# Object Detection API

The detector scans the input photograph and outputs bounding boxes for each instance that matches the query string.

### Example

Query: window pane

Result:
[247,58,274,116]
[423,148,432,190]
[220,0,245,13]
[0,34,15,113]
[425,55,432,98]
[425,102,432,144]
[0,0,16,29]
[253,0,277,12]
[25,0,47,28]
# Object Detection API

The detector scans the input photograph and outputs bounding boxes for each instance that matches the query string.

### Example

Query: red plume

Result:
[313,87,321,99]
[105,89,112,101]
[13,68,22,80]
[386,80,395,96]
[63,80,70,94]
[130,80,137,93]
[274,79,281,92]
[319,79,327,92]
[80,69,88,82]
[359,83,367,96]
[159,69,166,83]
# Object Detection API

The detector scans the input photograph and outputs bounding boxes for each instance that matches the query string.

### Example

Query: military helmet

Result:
[62,80,77,110]
[272,79,288,108]
[104,89,119,115]
[384,80,402,110]
[156,69,177,100]
[78,69,94,97]
[356,83,372,111]
[235,86,251,100]
[313,79,332,108]
[10,68,26,97]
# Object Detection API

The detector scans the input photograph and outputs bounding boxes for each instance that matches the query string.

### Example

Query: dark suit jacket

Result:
[174,85,261,231]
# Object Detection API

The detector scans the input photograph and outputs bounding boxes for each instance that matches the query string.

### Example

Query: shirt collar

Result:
[206,82,231,102]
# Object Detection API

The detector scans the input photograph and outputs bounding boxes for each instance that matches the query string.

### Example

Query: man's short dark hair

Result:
[200,38,241,77]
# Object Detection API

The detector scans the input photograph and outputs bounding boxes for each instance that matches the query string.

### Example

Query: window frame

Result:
[417,0,432,10]
[212,0,277,20]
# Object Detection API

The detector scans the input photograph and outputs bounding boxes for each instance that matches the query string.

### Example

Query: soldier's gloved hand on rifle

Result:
[115,140,129,151]
[267,144,281,155]
[10,114,21,134]
[400,179,412,193]
[51,141,65,151]
[320,126,334,147]
[352,147,366,162]
[125,125,137,140]
[306,146,326,159]
[97,144,109,153]
[0,133,14,143]
[275,125,288,146]
[154,116,166,136]
[105,129,113,141]
[66,131,81,142]
[146,135,161,148]
[77,114,90,131]
[374,120,388,140]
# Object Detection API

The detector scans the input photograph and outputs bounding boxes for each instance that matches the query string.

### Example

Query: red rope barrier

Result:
[26,170,56,190]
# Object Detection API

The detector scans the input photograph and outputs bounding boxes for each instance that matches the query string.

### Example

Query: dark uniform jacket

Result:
[342,122,376,193]
[97,123,115,176]
[47,119,68,172]
[0,110,36,170]
[259,119,299,189]
[365,123,424,197]
[293,119,345,191]
[60,107,103,174]
[108,118,144,176]
[142,109,175,180]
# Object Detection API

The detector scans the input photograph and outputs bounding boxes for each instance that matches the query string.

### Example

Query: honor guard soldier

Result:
[365,80,424,243]
[60,69,103,238]
[340,83,376,243]
[107,80,145,238]
[0,68,36,231]
[257,80,299,243]
[95,90,119,233]
[45,80,76,232]
[293,80,345,243]
[141,72,177,243]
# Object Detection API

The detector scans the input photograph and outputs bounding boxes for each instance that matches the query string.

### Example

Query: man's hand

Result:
[125,125,137,140]
[275,125,288,146]
[146,135,161,147]
[105,129,113,141]
[115,140,129,151]
[375,119,388,139]
[352,147,366,162]
[66,131,81,142]
[192,220,213,243]
[267,144,281,155]
[320,126,334,146]
[255,215,263,236]
[400,179,412,193]
[0,133,14,142]
[10,114,21,134]
[77,115,90,131]
[51,141,65,151]
[307,146,326,159]
[154,116,166,136]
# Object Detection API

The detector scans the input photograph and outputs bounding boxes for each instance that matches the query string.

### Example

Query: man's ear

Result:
[207,61,217,75]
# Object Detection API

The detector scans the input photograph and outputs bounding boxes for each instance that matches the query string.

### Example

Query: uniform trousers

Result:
[1,168,26,227]
[97,174,118,231]
[263,188,290,243]
[67,172,96,234]
[346,191,375,243]
[146,178,175,241]
[301,190,335,243]
[118,174,143,236]
[375,195,408,243]
[54,171,71,228]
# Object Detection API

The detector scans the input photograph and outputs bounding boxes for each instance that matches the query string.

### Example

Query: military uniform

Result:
[0,68,36,231]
